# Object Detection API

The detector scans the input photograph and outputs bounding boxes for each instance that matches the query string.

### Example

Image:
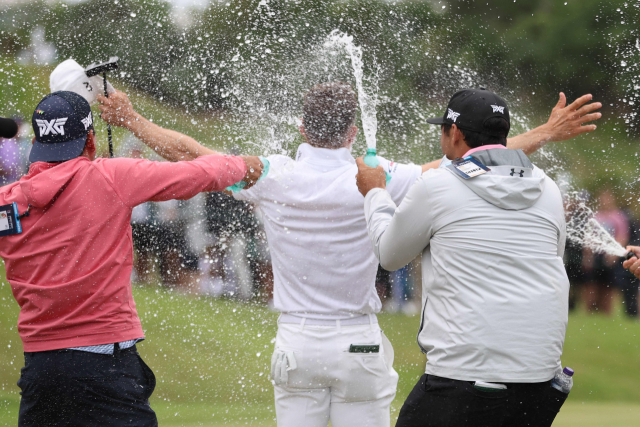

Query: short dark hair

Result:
[442,117,509,149]
[303,82,358,148]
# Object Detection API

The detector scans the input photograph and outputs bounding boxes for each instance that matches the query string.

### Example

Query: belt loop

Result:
[336,319,341,333]
[300,318,306,331]
[113,342,120,357]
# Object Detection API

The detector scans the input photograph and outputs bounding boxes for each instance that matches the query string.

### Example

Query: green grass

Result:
[1,278,640,426]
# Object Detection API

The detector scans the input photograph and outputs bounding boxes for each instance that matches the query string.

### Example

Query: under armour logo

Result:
[81,112,93,130]
[491,105,505,114]
[35,118,68,137]
[83,82,93,92]
[510,168,524,177]
[447,108,461,123]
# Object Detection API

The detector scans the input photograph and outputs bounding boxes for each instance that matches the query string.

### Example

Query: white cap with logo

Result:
[50,59,116,106]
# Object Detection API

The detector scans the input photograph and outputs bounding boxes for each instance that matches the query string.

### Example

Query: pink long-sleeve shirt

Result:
[0,155,245,352]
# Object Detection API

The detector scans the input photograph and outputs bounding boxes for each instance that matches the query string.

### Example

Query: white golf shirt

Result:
[234,143,421,319]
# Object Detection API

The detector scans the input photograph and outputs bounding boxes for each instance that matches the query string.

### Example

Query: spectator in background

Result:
[387,264,419,315]
[202,191,257,299]
[582,188,629,315]
[131,200,159,284]
[375,265,392,306]
[565,240,585,311]
[118,136,161,285]
[155,199,201,293]
[563,190,589,311]
[247,206,274,305]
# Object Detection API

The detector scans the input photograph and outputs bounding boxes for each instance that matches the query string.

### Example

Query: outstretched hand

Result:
[544,93,602,142]
[355,157,386,197]
[240,156,264,189]
[98,90,138,129]
[623,246,640,279]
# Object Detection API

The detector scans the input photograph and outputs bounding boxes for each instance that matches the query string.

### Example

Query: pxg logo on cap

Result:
[427,88,510,138]
[30,91,94,163]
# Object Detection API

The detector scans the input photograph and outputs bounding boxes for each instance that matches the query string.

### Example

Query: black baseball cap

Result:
[30,91,94,163]
[426,89,510,137]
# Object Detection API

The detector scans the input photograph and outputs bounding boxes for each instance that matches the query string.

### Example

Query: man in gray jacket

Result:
[356,89,570,427]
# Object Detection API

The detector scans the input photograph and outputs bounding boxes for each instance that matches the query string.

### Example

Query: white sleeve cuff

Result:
[364,187,388,215]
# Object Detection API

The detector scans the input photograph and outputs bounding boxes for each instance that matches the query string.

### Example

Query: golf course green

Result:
[1,279,639,426]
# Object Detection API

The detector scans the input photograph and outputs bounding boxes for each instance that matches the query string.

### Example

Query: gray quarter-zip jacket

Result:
[364,147,569,382]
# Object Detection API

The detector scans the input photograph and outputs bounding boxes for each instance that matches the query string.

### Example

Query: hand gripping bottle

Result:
[363,148,391,184]
[226,156,270,193]
[551,367,574,394]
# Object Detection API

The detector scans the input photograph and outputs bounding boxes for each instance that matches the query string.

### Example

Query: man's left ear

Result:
[85,129,97,155]
[299,123,308,143]
[87,129,96,148]
[453,126,471,151]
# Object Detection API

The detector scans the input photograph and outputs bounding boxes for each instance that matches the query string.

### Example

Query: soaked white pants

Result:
[271,316,398,427]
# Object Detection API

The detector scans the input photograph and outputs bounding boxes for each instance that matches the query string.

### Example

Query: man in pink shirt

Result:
[0,91,262,426]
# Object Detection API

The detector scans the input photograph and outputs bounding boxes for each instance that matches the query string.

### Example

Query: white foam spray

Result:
[325,30,378,150]
[564,192,628,257]
[228,25,627,259]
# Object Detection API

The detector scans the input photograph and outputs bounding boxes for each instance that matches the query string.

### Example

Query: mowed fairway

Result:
[1,276,639,426]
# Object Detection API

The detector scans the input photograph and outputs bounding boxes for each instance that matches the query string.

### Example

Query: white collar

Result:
[295,143,355,165]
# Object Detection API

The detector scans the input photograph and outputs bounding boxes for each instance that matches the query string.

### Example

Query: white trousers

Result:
[271,318,398,427]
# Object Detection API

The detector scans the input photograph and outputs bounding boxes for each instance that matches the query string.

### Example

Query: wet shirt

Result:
[233,143,421,319]
[364,148,569,382]
[0,155,245,352]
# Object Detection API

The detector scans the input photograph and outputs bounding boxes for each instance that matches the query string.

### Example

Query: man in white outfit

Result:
[98,83,600,427]
[356,89,578,427]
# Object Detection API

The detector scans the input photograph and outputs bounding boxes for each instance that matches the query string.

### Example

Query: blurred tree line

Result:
[0,0,638,128]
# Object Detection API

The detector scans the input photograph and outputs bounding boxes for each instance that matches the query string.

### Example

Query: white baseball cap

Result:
[50,59,115,106]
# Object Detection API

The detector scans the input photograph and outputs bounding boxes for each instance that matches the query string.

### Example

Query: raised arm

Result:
[506,93,601,155]
[98,90,264,187]
[421,93,602,172]
[99,155,246,208]
[356,158,432,270]
[98,90,216,162]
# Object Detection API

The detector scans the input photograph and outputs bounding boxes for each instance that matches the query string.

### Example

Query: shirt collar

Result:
[462,144,507,158]
[441,144,507,167]
[295,143,355,165]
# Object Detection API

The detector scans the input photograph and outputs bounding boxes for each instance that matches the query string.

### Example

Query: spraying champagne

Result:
[327,31,390,183]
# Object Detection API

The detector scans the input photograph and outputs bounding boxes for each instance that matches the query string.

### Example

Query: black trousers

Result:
[396,374,568,427]
[18,345,157,427]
